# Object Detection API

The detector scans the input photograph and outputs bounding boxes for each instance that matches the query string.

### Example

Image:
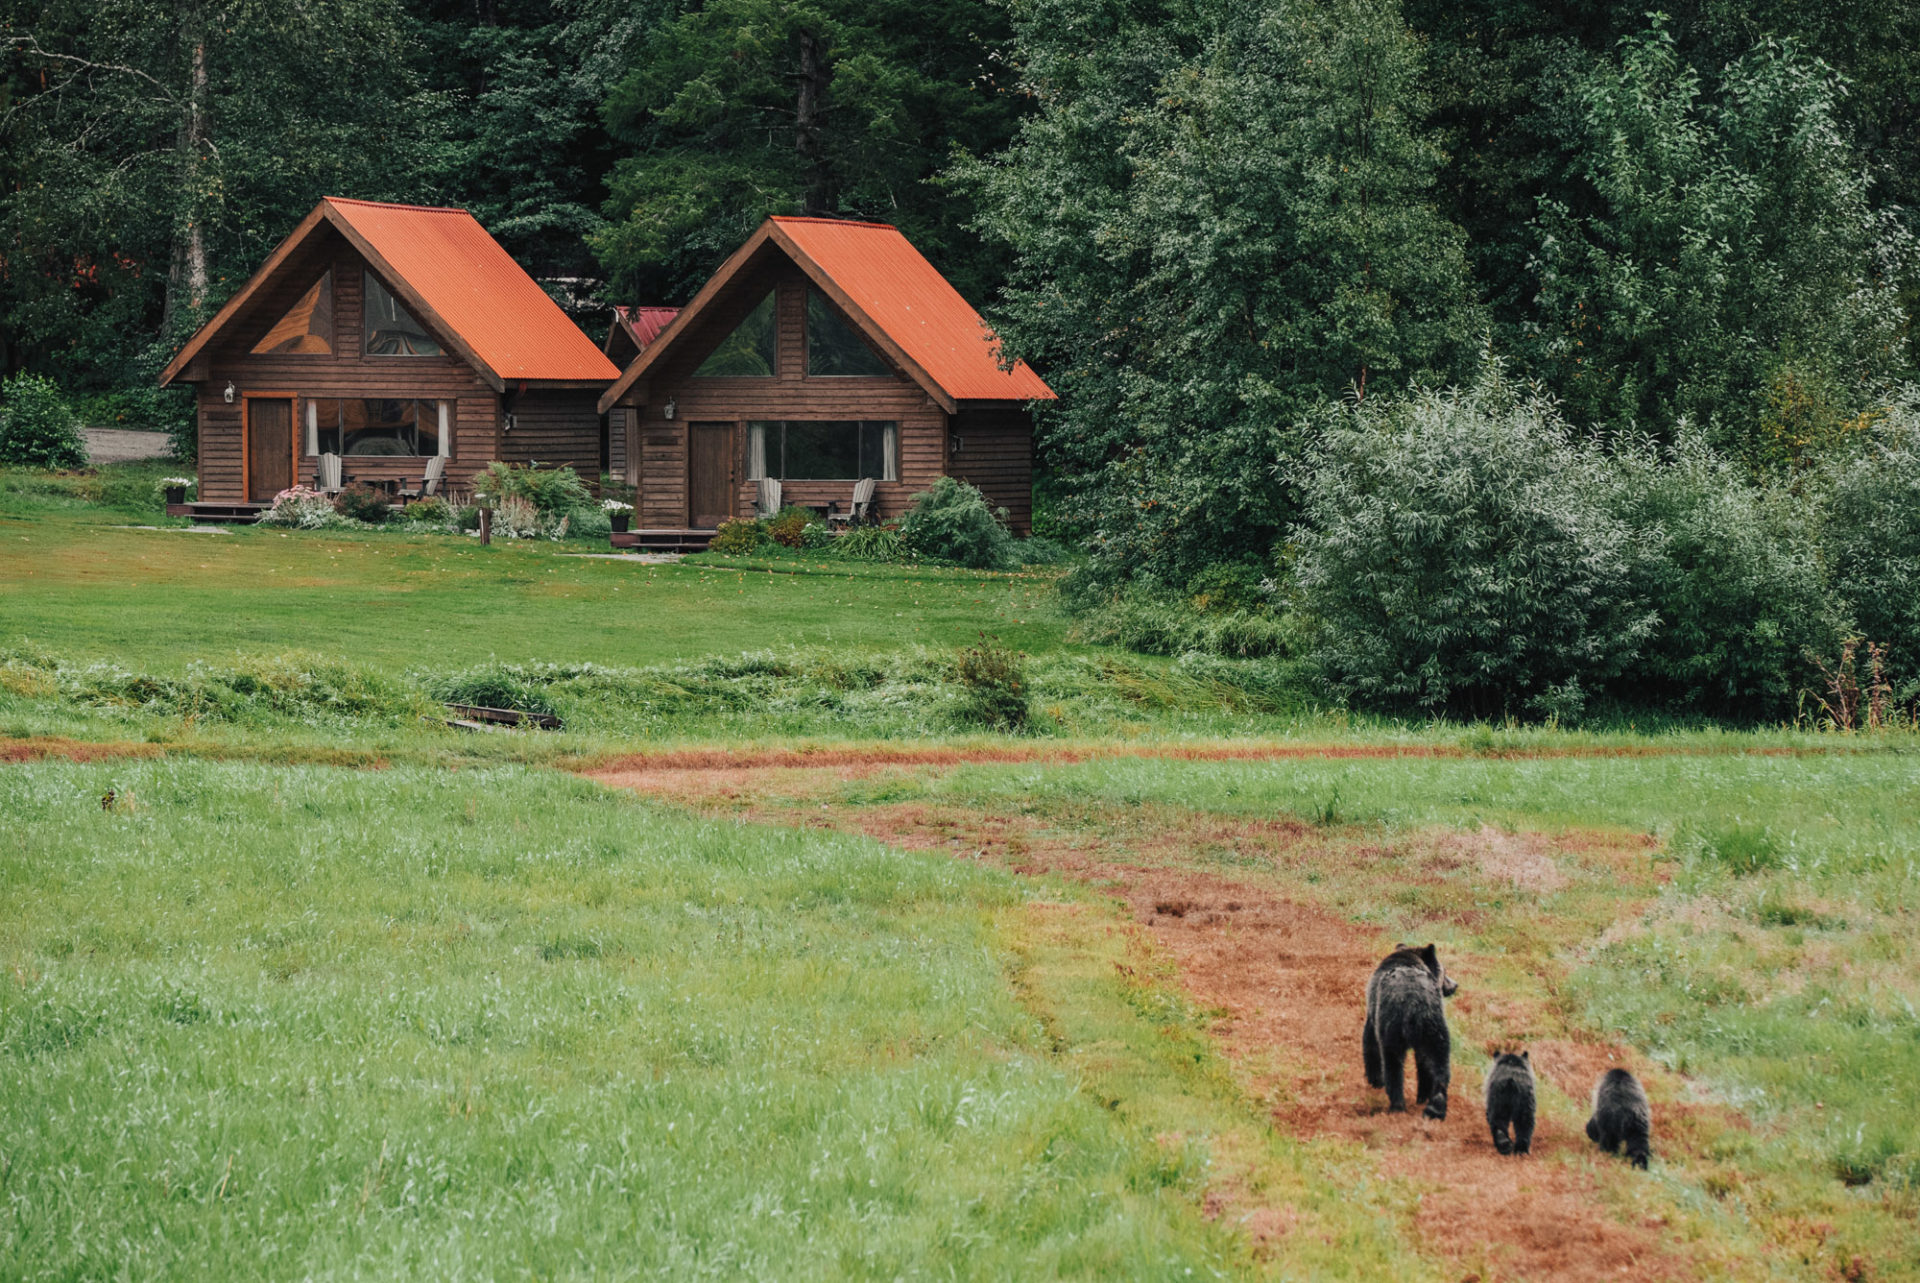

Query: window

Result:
[252,272,333,355]
[806,288,890,376]
[306,399,448,457]
[694,292,776,376]
[746,421,896,481]
[364,272,443,356]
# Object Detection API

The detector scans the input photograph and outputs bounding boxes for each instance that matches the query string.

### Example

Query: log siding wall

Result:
[949,408,1035,535]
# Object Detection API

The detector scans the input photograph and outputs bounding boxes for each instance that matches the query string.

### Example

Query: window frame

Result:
[805,287,893,378]
[305,398,451,459]
[362,271,445,358]
[744,420,898,482]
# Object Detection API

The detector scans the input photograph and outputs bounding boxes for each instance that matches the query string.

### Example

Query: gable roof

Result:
[597,216,1053,414]
[161,198,619,391]
[607,305,681,358]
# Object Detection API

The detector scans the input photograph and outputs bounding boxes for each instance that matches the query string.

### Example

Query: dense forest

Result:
[5,0,1919,718]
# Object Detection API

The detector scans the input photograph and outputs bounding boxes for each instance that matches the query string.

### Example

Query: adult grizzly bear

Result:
[1587,1068,1652,1169]
[1362,943,1457,1119]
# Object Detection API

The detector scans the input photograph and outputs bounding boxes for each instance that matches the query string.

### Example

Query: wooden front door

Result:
[688,423,733,528]
[246,398,295,502]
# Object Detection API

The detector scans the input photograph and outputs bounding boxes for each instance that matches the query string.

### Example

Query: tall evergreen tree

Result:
[962,0,1481,590]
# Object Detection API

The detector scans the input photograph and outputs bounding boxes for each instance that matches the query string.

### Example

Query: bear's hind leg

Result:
[1416,1045,1449,1121]
[1513,1102,1534,1154]
[1363,1014,1383,1089]
[1489,1111,1513,1155]
[1381,1040,1408,1113]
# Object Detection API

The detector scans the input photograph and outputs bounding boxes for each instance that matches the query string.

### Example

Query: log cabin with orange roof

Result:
[160,197,620,519]
[599,216,1054,541]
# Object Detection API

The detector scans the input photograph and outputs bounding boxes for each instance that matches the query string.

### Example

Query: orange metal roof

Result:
[769,217,1054,402]
[612,305,680,352]
[326,199,618,382]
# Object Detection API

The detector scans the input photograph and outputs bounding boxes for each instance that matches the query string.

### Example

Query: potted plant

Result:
[159,476,195,506]
[602,498,634,533]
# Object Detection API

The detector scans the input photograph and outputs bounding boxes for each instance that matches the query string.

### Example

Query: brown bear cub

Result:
[1586,1068,1651,1169]
[1362,943,1458,1119]
[1483,1051,1536,1154]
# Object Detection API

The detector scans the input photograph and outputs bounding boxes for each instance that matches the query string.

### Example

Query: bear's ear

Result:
[1420,943,1439,969]
[1521,1051,1530,1062]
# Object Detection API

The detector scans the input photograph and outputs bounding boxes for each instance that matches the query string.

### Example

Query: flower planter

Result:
[164,485,188,505]
[610,513,631,533]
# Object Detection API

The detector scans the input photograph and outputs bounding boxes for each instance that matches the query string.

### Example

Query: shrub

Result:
[492,494,570,539]
[897,476,1014,569]
[404,495,452,525]
[1292,368,1655,718]
[1185,561,1270,613]
[260,485,352,529]
[1607,432,1839,718]
[568,507,612,540]
[1071,591,1294,659]
[475,460,595,517]
[1014,536,1072,566]
[953,634,1029,729]
[0,374,87,469]
[767,505,822,549]
[429,666,561,717]
[333,483,390,525]
[830,524,908,561]
[1824,402,1920,687]
[709,518,767,554]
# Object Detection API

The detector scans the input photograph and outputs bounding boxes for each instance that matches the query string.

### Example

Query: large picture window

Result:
[694,292,776,377]
[806,289,891,376]
[306,399,449,457]
[252,272,333,355]
[746,421,896,481]
[364,273,444,356]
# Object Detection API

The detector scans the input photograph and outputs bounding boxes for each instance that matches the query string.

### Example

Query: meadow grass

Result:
[0,758,1278,1279]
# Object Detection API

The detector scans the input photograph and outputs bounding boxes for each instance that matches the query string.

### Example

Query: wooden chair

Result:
[754,477,783,519]
[829,477,877,528]
[314,453,344,496]
[400,456,446,503]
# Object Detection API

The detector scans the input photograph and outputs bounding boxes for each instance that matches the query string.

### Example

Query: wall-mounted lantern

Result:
[664,398,676,421]
[223,381,236,404]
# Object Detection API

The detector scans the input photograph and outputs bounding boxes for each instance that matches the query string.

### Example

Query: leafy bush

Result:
[830,524,908,561]
[428,667,561,717]
[404,495,452,525]
[1292,369,1654,718]
[800,521,833,550]
[260,486,353,529]
[1824,403,1920,687]
[709,518,767,554]
[493,494,570,540]
[1607,432,1839,718]
[897,477,1013,569]
[1071,592,1294,659]
[61,651,424,723]
[332,483,390,525]
[568,506,612,540]
[475,460,595,517]
[0,374,87,469]
[766,505,823,549]
[953,634,1029,729]
[1185,561,1270,613]
[1014,536,1072,566]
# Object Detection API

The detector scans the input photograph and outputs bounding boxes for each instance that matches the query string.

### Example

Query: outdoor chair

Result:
[399,455,446,503]
[828,477,877,528]
[315,453,344,496]
[754,477,783,519]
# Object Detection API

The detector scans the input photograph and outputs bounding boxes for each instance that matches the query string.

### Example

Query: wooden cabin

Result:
[160,198,619,518]
[599,217,1054,539]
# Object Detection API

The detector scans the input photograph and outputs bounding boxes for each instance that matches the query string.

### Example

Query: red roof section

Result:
[614,305,680,351]
[326,198,618,382]
[770,217,1053,402]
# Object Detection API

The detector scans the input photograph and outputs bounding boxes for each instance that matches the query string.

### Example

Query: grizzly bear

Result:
[1362,943,1458,1119]
[1586,1068,1651,1169]
[1483,1051,1536,1154]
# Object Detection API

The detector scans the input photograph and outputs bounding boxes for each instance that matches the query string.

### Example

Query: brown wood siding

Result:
[190,227,499,502]
[621,261,955,526]
[949,408,1035,535]
[499,389,602,494]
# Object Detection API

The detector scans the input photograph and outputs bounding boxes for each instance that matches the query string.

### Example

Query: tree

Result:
[1529,21,1913,455]
[592,0,1023,304]
[961,0,1481,591]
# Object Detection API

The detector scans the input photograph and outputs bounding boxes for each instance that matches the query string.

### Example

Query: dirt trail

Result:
[589,760,1704,1281]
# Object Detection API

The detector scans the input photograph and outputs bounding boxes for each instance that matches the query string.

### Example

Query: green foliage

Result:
[953,634,1030,729]
[475,461,595,517]
[259,486,354,530]
[830,523,908,561]
[1531,20,1912,454]
[1608,432,1840,718]
[962,0,1481,591]
[897,477,1013,569]
[0,374,87,469]
[56,651,427,724]
[766,505,824,549]
[593,0,1021,303]
[709,517,768,554]
[1292,366,1655,717]
[1822,401,1920,687]
[331,483,391,525]
[427,669,562,718]
[1071,594,1294,660]
[403,495,452,525]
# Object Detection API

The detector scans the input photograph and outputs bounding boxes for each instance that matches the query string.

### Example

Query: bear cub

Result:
[1483,1051,1536,1155]
[1362,943,1458,1120]
[1586,1068,1651,1169]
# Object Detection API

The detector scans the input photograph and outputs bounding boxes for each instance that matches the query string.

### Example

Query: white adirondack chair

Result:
[829,477,877,527]
[315,453,344,496]
[401,455,446,502]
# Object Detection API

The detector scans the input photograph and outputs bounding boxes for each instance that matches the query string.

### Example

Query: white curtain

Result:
[437,401,451,457]
[747,423,768,480]
[304,401,318,455]
[882,424,898,481]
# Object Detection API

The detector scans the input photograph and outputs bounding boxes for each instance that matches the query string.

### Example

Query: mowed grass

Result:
[0,758,1259,1278]
[0,487,1065,675]
[834,750,1920,1269]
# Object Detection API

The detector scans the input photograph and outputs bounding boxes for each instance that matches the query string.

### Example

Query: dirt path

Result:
[589,760,1707,1281]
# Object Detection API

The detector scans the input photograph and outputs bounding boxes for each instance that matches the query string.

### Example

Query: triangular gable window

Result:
[694,292,776,377]
[364,271,444,356]
[251,272,333,355]
[807,288,890,377]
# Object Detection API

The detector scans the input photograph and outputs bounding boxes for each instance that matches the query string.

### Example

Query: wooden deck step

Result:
[612,528,714,553]
[183,502,267,524]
